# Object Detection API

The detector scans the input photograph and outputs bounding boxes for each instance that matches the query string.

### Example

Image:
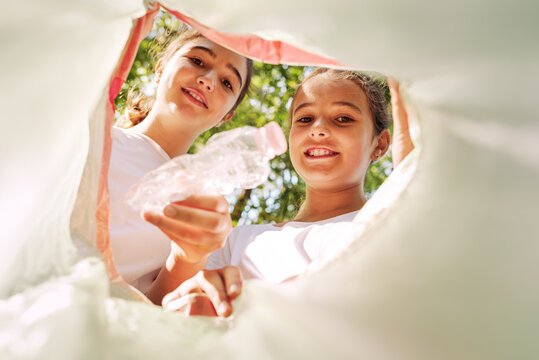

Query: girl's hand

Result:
[143,195,232,264]
[387,76,415,167]
[162,266,242,317]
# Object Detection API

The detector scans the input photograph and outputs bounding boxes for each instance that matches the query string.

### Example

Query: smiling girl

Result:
[159,68,414,316]
[288,69,391,222]
[108,28,252,296]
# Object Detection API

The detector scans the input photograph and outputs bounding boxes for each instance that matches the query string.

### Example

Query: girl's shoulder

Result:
[112,125,134,140]
[281,210,360,227]
[111,126,170,161]
[112,126,148,147]
[229,223,277,240]
[230,210,360,240]
[226,222,284,248]
[111,126,146,151]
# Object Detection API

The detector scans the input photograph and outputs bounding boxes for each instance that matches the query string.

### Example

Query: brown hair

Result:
[122,28,253,127]
[289,68,390,136]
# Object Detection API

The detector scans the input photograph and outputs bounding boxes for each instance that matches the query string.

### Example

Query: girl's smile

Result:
[304,146,339,158]
[182,87,208,109]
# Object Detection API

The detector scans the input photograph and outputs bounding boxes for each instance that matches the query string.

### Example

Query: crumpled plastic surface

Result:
[1,0,538,359]
[126,125,281,213]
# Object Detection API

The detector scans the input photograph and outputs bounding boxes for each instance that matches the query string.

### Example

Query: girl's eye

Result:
[297,117,312,123]
[336,116,354,123]
[190,57,203,66]
[222,79,233,91]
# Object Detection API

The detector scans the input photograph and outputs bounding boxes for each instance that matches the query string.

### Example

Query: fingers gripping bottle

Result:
[126,122,287,212]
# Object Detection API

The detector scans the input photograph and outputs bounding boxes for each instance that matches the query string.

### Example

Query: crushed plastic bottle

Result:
[126,122,288,212]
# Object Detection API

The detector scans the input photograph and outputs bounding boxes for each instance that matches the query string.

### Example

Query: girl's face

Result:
[154,37,248,133]
[289,75,379,191]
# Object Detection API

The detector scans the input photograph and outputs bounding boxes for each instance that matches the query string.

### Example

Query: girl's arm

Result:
[143,195,233,305]
[388,76,415,167]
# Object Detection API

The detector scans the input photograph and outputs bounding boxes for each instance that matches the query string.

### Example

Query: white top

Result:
[108,127,171,293]
[207,211,360,284]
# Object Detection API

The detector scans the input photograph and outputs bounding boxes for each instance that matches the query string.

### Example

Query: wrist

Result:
[170,243,212,264]
[147,252,209,306]
[166,251,208,271]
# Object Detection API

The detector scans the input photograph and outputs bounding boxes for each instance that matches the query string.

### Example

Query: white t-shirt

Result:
[206,211,360,284]
[108,127,171,293]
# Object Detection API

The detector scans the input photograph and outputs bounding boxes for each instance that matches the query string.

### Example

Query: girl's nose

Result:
[197,74,214,92]
[310,119,329,138]
[310,130,326,138]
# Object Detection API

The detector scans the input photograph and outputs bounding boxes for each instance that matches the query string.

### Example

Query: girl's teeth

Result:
[189,91,203,103]
[309,149,333,156]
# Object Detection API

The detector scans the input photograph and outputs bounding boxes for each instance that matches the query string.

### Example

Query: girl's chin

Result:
[301,171,362,188]
[298,164,337,177]
[302,174,339,187]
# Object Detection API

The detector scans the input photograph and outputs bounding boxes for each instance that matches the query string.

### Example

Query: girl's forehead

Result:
[182,37,247,74]
[185,36,215,49]
[296,76,367,103]
[185,37,241,59]
[304,75,360,91]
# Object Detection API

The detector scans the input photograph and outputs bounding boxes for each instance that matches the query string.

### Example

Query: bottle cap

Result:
[259,121,287,159]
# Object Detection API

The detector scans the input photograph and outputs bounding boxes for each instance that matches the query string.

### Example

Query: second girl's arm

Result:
[388,76,415,167]
[143,194,232,305]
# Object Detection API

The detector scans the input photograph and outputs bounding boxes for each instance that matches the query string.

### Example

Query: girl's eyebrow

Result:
[333,101,362,114]
[293,102,313,114]
[293,101,362,115]
[191,46,243,88]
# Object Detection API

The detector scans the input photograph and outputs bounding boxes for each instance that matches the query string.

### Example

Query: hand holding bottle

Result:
[143,194,232,264]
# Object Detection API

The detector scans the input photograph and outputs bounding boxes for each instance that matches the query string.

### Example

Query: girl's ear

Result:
[217,111,235,127]
[154,58,164,84]
[371,129,391,161]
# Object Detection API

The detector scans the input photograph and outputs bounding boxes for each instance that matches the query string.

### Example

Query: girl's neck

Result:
[293,185,366,223]
[130,110,198,158]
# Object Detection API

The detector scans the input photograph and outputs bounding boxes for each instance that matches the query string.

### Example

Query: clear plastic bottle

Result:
[126,122,288,212]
